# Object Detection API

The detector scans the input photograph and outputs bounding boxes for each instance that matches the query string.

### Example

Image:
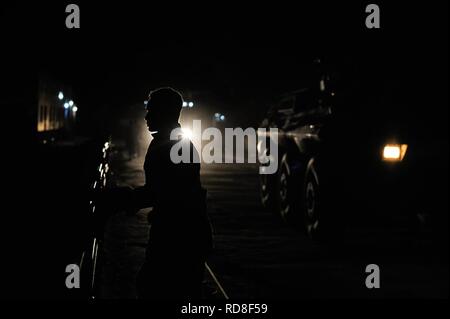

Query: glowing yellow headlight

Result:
[382,144,408,162]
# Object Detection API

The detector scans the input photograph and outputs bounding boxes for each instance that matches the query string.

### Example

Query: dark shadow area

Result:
[0,1,447,299]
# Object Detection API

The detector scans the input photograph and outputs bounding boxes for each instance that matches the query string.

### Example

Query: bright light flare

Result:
[382,144,408,162]
[181,128,193,140]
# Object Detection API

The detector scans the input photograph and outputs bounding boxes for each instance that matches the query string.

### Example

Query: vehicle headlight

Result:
[382,144,408,162]
[181,128,193,140]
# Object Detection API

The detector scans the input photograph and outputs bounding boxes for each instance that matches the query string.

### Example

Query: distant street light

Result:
[69,100,74,107]
[64,102,70,109]
[72,106,78,112]
[214,113,226,122]
[183,101,194,108]
[58,92,64,100]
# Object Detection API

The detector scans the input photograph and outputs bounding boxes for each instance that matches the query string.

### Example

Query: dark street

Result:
[0,1,448,309]
[99,143,448,299]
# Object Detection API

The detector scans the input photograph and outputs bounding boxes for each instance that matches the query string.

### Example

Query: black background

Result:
[0,1,447,301]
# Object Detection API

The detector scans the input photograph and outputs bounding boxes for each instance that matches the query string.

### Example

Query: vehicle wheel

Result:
[275,154,294,222]
[260,173,275,210]
[301,161,340,242]
[302,164,321,239]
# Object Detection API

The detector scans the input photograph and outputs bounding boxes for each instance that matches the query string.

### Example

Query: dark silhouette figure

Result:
[131,87,213,299]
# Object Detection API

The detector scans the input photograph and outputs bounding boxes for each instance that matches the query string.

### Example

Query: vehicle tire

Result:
[301,160,339,242]
[302,162,321,239]
[260,173,275,211]
[275,154,296,222]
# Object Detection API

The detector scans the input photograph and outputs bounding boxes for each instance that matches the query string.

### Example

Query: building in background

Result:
[38,75,78,139]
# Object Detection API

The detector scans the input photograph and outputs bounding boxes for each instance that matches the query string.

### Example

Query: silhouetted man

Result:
[131,87,213,299]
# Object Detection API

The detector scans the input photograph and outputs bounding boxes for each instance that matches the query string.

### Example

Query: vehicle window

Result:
[295,89,315,112]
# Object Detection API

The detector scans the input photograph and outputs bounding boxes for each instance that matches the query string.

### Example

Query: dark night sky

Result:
[1,2,448,129]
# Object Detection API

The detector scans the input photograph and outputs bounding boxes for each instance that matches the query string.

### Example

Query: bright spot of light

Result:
[383,145,400,160]
[64,102,70,109]
[382,144,408,161]
[220,115,225,121]
[69,100,74,107]
[188,102,194,108]
[58,92,64,100]
[181,128,193,140]
[183,101,188,107]
[72,106,78,112]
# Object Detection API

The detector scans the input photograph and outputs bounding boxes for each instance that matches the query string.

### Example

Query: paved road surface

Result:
[99,146,448,299]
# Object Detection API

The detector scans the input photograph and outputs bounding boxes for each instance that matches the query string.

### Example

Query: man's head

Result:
[145,87,183,133]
